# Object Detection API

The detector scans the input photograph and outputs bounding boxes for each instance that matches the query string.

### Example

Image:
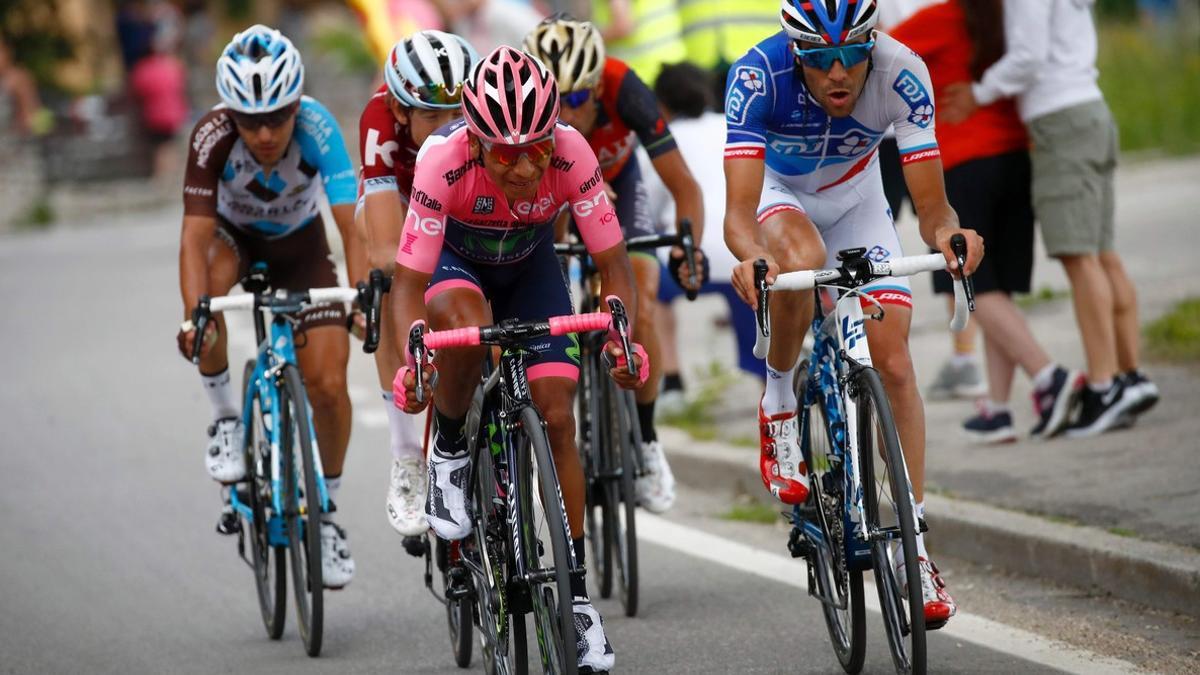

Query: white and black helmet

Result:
[385,30,478,110]
[781,0,878,46]
[215,24,304,113]
[522,15,606,92]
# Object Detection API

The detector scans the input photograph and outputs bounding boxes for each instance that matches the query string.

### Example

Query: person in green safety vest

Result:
[678,0,781,110]
[591,0,687,85]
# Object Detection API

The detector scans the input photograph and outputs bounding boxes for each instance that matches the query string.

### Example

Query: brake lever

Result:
[190,296,211,365]
[360,268,384,354]
[949,233,976,312]
[606,296,637,377]
[407,321,429,404]
[679,218,699,301]
[754,259,770,338]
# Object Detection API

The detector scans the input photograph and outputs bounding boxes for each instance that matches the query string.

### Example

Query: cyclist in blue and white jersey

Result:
[722,0,984,628]
[175,25,366,589]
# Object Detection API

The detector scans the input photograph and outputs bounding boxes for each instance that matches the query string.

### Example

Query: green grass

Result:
[658,361,740,440]
[16,196,54,230]
[1144,297,1200,362]
[1015,285,1071,310]
[1108,526,1137,538]
[720,501,783,524]
[312,25,377,76]
[1098,22,1200,155]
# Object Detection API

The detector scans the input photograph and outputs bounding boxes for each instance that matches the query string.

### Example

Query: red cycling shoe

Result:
[759,403,810,505]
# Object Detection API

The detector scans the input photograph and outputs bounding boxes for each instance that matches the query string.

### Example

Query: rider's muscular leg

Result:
[864,305,926,503]
[531,377,585,537]
[296,325,352,475]
[761,211,825,405]
[630,255,663,405]
[427,289,492,418]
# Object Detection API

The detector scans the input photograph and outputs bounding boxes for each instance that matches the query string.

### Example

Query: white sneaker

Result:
[387,457,428,536]
[573,600,615,672]
[636,440,676,513]
[425,449,472,540]
[205,417,245,483]
[320,520,356,589]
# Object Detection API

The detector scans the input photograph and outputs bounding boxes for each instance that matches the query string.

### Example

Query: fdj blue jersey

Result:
[723,31,941,194]
[183,96,357,238]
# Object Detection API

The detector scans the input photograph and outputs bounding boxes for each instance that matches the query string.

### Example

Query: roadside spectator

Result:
[129,21,188,183]
[0,37,48,137]
[641,62,762,412]
[116,0,155,72]
[591,0,687,85]
[892,0,1083,442]
[941,0,1160,437]
[676,0,778,111]
[879,0,988,402]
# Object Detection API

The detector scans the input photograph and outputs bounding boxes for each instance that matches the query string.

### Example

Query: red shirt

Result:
[357,84,420,203]
[889,1,1027,170]
[130,54,188,136]
[587,58,677,181]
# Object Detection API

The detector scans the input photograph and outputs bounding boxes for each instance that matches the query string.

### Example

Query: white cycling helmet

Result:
[215,24,304,114]
[385,30,478,110]
[522,15,606,92]
[781,0,878,46]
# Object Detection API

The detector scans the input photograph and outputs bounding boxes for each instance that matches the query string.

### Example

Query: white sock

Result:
[950,352,976,367]
[382,390,423,462]
[1032,363,1056,390]
[983,400,1010,416]
[201,368,240,421]
[762,360,798,416]
[916,500,926,520]
[325,476,342,519]
[915,501,929,559]
[1089,379,1113,393]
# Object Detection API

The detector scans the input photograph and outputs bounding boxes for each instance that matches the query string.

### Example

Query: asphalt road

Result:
[0,216,1140,674]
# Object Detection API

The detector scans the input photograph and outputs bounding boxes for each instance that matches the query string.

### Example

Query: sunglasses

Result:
[408,81,464,107]
[229,102,298,130]
[561,89,593,109]
[480,135,556,167]
[793,40,875,71]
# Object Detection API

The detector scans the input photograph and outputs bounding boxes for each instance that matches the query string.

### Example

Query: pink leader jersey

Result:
[395,121,624,273]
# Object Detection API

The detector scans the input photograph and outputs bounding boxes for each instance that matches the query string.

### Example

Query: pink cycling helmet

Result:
[462,46,560,145]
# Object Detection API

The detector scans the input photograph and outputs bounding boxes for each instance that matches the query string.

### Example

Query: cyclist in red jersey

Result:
[355,30,478,538]
[391,47,645,672]
[524,16,706,515]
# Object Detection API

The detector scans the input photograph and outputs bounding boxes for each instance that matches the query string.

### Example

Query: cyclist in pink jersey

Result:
[391,46,643,673]
[354,30,478,538]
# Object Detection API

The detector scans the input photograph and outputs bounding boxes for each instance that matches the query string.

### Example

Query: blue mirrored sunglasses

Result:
[561,89,592,109]
[793,40,875,71]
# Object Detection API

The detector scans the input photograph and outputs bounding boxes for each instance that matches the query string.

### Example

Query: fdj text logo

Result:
[841,315,866,351]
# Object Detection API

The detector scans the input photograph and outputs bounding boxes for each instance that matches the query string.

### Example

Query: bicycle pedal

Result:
[401,535,429,558]
[926,618,948,632]
[216,510,241,536]
[786,527,813,559]
[918,517,929,534]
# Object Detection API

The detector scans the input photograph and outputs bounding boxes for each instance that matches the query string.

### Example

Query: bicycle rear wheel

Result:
[855,367,925,674]
[581,353,615,599]
[435,538,474,668]
[518,406,578,675]
[281,364,323,657]
[243,360,286,639]
[801,381,865,673]
[611,383,640,617]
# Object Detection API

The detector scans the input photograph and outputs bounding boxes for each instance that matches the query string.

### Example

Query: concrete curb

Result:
[659,427,1200,618]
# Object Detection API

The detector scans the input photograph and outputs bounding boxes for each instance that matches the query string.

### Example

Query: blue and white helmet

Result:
[781,0,878,46]
[384,30,478,110]
[215,24,304,114]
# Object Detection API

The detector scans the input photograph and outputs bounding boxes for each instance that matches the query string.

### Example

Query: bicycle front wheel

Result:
[281,364,323,657]
[855,367,925,674]
[518,406,578,675]
[243,359,286,639]
[471,419,516,675]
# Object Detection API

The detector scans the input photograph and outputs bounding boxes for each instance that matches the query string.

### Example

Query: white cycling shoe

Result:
[574,599,615,673]
[387,457,429,536]
[205,417,245,483]
[636,440,676,513]
[425,448,472,541]
[320,520,355,589]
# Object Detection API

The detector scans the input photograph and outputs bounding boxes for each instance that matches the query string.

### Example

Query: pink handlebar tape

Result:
[423,326,482,350]
[549,312,612,336]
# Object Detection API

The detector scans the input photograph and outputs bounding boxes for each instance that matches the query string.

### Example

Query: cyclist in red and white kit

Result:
[391,46,647,672]
[355,30,478,537]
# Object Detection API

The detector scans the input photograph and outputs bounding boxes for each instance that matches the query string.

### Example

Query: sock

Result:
[916,500,926,520]
[761,361,798,416]
[201,368,239,421]
[571,536,589,600]
[433,408,467,457]
[950,352,976,367]
[662,373,684,393]
[983,400,1010,416]
[1032,363,1057,390]
[382,390,422,461]
[915,530,929,560]
[637,401,657,443]
[323,475,342,521]
[1089,379,1113,394]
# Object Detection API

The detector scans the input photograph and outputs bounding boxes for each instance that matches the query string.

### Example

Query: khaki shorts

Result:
[1028,100,1118,256]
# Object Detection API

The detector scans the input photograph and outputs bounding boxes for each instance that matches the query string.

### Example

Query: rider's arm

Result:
[330,202,368,287]
[359,95,407,273]
[179,110,235,315]
[591,241,639,328]
[364,192,407,272]
[651,148,704,247]
[299,97,366,285]
[179,214,218,315]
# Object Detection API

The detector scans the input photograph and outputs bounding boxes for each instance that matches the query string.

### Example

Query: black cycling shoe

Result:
[216,507,241,536]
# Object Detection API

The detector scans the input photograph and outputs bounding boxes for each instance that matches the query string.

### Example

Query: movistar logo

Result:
[566,333,580,364]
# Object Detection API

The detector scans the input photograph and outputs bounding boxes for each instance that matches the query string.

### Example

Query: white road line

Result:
[638,513,1143,675]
